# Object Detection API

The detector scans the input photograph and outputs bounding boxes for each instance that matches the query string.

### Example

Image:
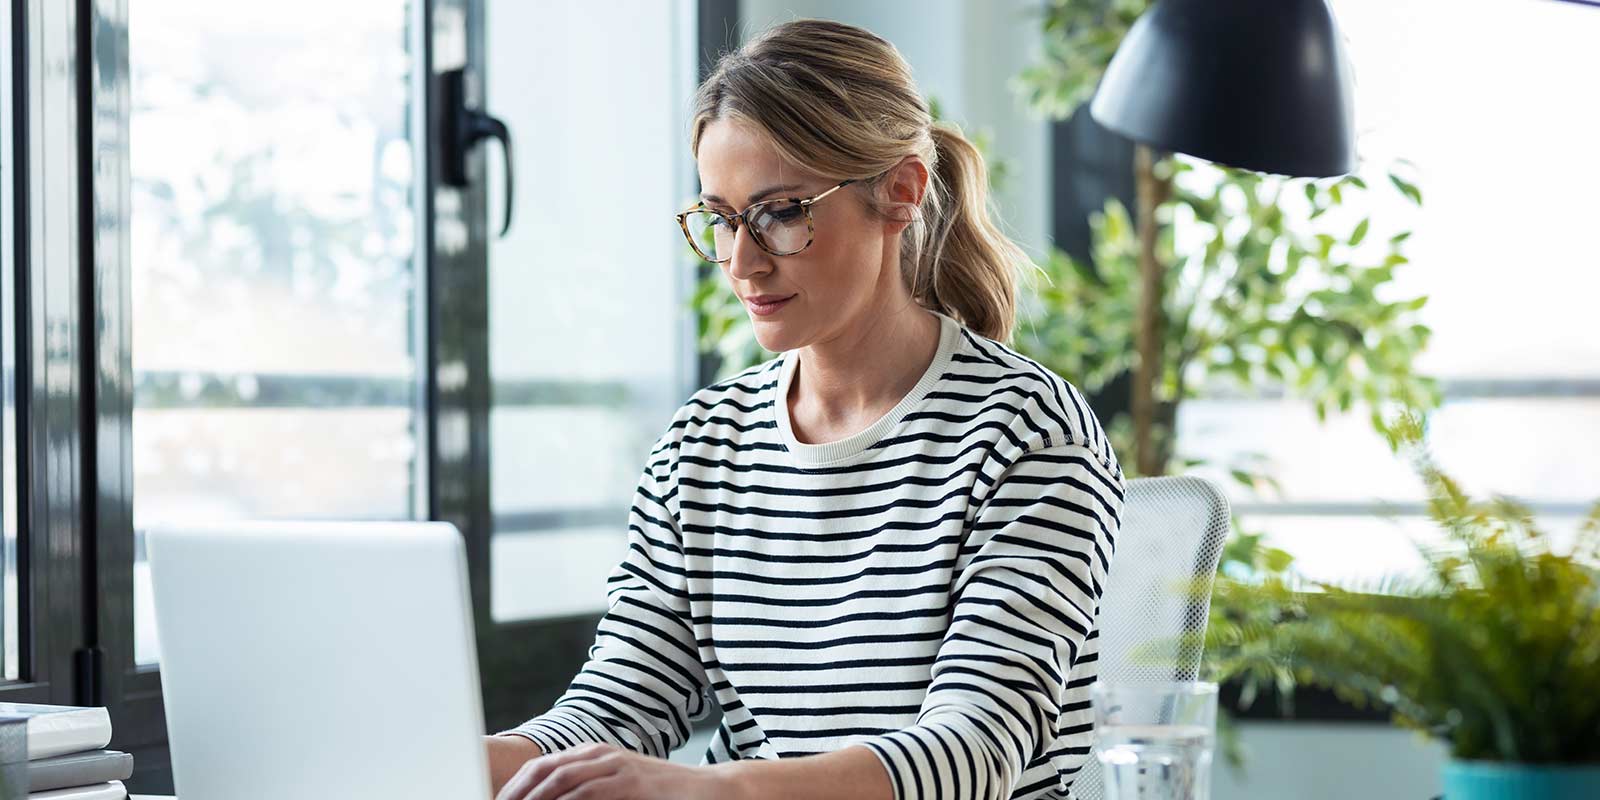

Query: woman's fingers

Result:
[495,743,623,800]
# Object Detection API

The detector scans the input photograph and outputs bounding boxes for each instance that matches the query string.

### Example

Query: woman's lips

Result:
[746,295,795,316]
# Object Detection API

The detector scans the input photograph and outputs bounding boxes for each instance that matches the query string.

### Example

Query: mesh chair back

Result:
[1071,476,1231,800]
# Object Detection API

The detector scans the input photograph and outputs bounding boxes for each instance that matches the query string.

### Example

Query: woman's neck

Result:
[786,301,941,444]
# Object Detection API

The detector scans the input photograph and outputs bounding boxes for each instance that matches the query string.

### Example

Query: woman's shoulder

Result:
[682,356,783,418]
[697,356,785,400]
[946,325,1122,477]
[653,356,784,441]
[634,358,784,479]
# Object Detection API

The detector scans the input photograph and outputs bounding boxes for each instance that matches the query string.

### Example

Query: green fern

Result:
[1203,414,1600,764]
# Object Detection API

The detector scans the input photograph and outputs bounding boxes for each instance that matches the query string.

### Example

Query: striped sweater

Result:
[502,309,1125,800]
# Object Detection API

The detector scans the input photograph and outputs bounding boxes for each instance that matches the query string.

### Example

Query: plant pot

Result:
[1442,759,1600,800]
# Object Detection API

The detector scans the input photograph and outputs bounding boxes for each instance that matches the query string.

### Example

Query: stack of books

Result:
[0,703,133,799]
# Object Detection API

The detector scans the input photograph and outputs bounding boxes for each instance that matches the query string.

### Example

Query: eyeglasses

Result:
[676,179,856,263]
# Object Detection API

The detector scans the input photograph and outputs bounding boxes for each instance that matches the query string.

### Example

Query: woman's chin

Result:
[750,320,798,354]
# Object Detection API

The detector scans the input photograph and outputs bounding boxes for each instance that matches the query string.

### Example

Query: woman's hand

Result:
[494,742,744,800]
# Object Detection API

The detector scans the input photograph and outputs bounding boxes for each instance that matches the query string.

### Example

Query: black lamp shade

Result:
[1089,0,1357,178]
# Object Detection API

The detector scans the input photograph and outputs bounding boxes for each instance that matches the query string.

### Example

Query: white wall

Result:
[484,0,697,621]
[1215,722,1446,799]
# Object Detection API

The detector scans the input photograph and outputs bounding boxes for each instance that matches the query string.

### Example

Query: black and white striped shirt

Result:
[503,309,1124,800]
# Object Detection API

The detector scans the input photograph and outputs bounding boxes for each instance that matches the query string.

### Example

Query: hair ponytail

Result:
[908,122,1024,343]
[693,19,1029,343]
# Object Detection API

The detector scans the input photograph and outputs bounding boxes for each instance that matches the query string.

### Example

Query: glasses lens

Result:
[748,200,810,255]
[681,210,734,262]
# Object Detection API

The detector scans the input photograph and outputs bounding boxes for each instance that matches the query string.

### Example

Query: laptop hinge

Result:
[75,646,104,707]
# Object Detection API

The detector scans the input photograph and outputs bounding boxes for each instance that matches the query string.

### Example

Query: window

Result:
[129,0,427,665]
[1177,0,1600,583]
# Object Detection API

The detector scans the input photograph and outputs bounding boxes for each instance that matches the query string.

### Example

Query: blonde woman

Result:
[486,18,1123,800]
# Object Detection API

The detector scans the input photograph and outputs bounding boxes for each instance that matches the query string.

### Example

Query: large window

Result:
[129,0,427,665]
[1,0,705,790]
[1178,0,1600,582]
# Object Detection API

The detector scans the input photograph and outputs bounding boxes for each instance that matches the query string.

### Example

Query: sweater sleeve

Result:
[497,433,712,758]
[856,444,1124,800]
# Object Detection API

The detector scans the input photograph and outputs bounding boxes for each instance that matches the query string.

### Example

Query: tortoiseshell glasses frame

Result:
[675,179,857,263]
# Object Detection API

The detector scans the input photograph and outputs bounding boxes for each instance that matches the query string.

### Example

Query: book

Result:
[28,780,126,799]
[0,705,113,761]
[0,716,24,799]
[28,750,133,793]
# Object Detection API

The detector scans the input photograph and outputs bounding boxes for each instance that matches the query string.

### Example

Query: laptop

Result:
[146,520,492,799]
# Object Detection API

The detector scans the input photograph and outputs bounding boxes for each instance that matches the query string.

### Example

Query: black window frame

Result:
[0,0,113,745]
[0,0,96,711]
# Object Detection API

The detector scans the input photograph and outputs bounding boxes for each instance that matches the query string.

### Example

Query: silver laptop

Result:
[146,520,492,799]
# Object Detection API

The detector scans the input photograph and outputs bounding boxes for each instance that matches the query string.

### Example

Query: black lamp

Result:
[1089,0,1357,178]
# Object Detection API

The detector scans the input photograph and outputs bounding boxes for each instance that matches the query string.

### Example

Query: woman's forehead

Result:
[697,118,825,201]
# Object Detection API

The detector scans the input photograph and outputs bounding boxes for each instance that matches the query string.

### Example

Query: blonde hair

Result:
[690,18,1027,343]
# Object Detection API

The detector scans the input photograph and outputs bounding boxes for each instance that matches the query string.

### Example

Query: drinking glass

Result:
[1091,681,1218,800]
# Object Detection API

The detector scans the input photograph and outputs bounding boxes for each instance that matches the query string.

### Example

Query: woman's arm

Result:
[485,734,544,796]
[494,429,713,759]
[849,444,1123,800]
[718,744,892,800]
[488,740,889,800]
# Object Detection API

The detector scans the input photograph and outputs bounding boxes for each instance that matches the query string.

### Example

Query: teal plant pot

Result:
[1442,760,1600,800]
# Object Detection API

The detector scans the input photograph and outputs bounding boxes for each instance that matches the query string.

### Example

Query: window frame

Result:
[0,0,97,716]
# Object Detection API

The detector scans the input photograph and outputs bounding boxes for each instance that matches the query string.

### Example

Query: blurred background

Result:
[1,0,1596,796]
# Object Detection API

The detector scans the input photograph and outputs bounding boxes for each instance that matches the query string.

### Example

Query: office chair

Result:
[1071,475,1232,800]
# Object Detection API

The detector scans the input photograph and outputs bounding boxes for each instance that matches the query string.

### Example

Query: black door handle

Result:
[438,68,515,238]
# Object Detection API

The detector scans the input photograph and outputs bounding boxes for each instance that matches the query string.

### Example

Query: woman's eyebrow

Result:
[701,183,806,206]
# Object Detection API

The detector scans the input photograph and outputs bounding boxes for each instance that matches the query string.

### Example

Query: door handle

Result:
[438,68,515,238]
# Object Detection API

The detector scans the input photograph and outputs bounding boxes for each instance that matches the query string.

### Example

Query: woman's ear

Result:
[881,156,929,235]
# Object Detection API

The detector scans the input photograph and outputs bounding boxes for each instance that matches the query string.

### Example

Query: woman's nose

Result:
[725,223,773,281]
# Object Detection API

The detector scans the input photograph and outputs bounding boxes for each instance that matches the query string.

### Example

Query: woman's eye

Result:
[768,205,804,222]
[709,215,734,229]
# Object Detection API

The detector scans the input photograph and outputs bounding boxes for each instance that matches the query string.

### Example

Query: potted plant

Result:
[1204,414,1600,798]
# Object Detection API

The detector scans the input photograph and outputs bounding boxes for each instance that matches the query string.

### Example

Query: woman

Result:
[485,18,1123,800]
